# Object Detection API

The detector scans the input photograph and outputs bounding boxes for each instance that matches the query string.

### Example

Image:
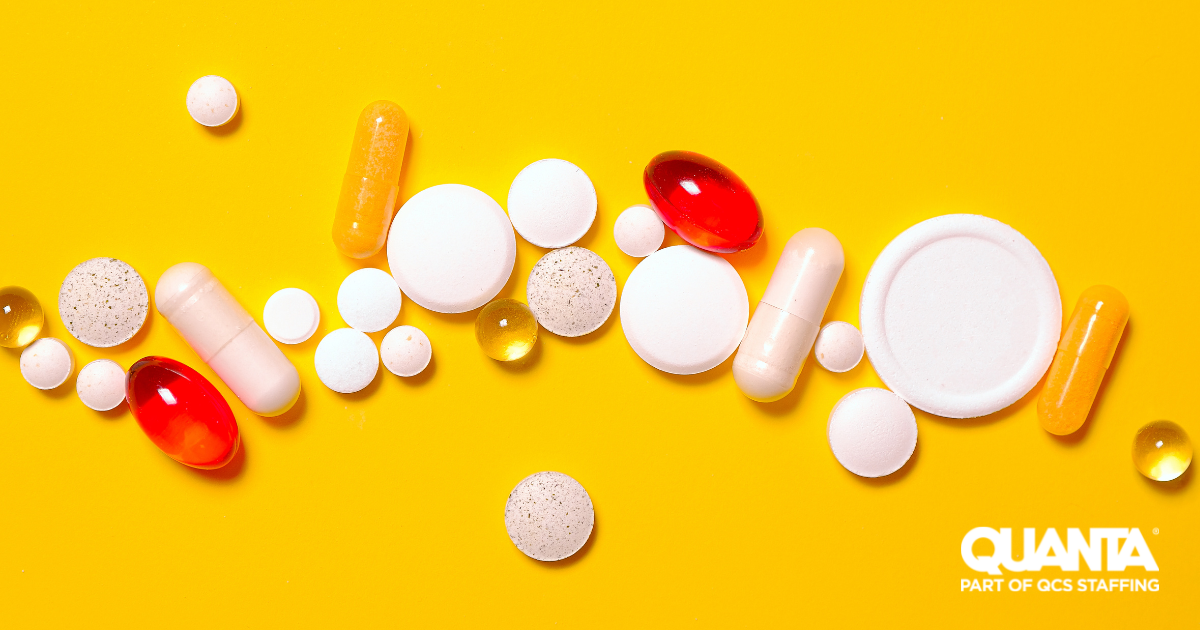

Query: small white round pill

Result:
[76,359,127,411]
[186,75,239,127]
[314,328,379,394]
[827,388,918,478]
[507,159,598,248]
[381,325,432,377]
[20,337,74,390]
[504,471,595,562]
[263,288,321,344]
[337,268,403,333]
[814,321,865,373]
[613,204,665,257]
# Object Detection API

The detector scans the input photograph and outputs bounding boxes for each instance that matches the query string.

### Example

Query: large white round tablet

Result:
[526,247,617,337]
[337,268,402,333]
[380,325,432,377]
[20,337,74,390]
[860,214,1061,418]
[827,388,918,478]
[263,288,321,344]
[388,184,517,314]
[814,321,865,373]
[613,204,665,257]
[620,245,749,375]
[314,328,379,394]
[504,471,595,562]
[186,75,239,127]
[76,359,127,411]
[507,159,597,248]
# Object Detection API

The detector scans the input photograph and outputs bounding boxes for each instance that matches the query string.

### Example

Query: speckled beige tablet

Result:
[526,247,617,337]
[504,471,595,562]
[58,258,149,348]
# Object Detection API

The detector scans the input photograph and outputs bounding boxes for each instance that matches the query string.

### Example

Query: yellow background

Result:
[1,1,1195,627]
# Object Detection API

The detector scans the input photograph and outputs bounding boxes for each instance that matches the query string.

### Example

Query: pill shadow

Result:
[531,513,597,570]
[1050,320,1134,447]
[262,387,307,429]
[496,340,542,373]
[722,229,771,270]
[203,105,243,137]
[1140,465,1192,494]
[188,440,246,483]
[340,368,383,402]
[659,353,733,387]
[395,351,436,387]
[853,439,920,487]
[95,403,130,421]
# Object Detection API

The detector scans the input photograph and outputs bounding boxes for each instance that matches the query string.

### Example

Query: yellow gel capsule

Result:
[332,100,410,259]
[475,299,538,361]
[0,286,44,348]
[1038,285,1129,435]
[1132,420,1192,482]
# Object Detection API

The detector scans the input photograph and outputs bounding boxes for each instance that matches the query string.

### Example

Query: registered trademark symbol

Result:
[1153,528,1160,535]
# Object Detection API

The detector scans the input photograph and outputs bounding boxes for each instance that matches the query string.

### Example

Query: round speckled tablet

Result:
[58,258,149,348]
[526,247,617,337]
[504,471,595,562]
[20,337,74,390]
[76,359,127,411]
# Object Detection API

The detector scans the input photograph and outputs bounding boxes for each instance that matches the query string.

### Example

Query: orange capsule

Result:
[1038,285,1129,435]
[332,100,410,259]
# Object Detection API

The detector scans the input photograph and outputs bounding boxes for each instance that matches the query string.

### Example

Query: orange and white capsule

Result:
[332,100,410,259]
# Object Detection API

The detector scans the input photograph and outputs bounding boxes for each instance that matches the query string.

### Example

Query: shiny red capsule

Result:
[643,150,764,253]
[126,356,240,470]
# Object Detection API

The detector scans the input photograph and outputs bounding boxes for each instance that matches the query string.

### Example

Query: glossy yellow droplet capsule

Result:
[0,286,44,348]
[475,299,538,361]
[332,100,410,259]
[1038,285,1129,435]
[1133,420,1192,482]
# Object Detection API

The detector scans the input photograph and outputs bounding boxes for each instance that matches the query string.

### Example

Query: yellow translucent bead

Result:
[0,286,44,348]
[475,299,538,361]
[1133,421,1192,482]
[331,100,410,259]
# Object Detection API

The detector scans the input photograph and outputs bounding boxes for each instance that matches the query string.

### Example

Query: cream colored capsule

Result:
[156,263,301,416]
[732,228,844,402]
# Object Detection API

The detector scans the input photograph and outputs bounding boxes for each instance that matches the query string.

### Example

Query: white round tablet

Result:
[507,159,597,248]
[387,184,517,314]
[76,359,127,411]
[20,337,74,390]
[314,328,379,394]
[186,75,239,127]
[263,288,320,344]
[337,268,402,333]
[620,245,749,375]
[827,388,918,478]
[59,257,149,348]
[526,247,617,337]
[504,471,595,562]
[380,325,432,377]
[814,321,865,373]
[613,204,665,257]
[861,214,1061,418]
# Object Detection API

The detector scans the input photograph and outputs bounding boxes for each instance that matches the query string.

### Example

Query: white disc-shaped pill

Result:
[526,247,617,337]
[613,204,665,257]
[186,75,239,127]
[314,328,379,394]
[20,337,74,390]
[620,245,749,375]
[337,269,402,333]
[388,184,517,314]
[827,388,918,478]
[504,471,595,562]
[263,288,321,344]
[861,214,1061,418]
[59,258,149,348]
[507,159,597,248]
[380,325,432,377]
[76,359,127,411]
[814,321,865,373]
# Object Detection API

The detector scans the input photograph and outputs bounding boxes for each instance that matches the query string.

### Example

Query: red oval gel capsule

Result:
[126,356,240,469]
[643,150,764,253]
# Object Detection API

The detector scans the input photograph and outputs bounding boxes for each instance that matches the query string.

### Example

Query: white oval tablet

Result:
[860,214,1061,418]
[827,388,918,478]
[814,321,865,373]
[76,359,127,411]
[527,247,617,337]
[263,288,320,344]
[20,337,74,390]
[314,328,379,394]
[504,471,595,562]
[380,325,432,377]
[186,75,239,127]
[507,159,597,248]
[387,184,517,314]
[337,268,402,333]
[613,204,665,257]
[59,257,149,348]
[620,245,749,375]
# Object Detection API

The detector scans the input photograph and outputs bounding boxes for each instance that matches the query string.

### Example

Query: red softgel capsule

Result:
[126,356,240,470]
[643,150,764,253]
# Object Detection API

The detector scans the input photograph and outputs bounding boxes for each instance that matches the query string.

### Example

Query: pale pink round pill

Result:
[827,388,918,478]
[380,325,432,377]
[186,75,239,127]
[20,337,74,390]
[814,321,865,373]
[614,204,665,258]
[76,359,127,411]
